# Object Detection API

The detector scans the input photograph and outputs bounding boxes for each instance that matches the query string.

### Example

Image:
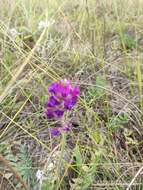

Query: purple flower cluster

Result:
[44,79,80,136]
[45,79,79,119]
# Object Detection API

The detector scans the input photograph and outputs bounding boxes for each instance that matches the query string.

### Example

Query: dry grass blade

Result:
[92,182,143,188]
[0,24,47,104]
[126,166,143,190]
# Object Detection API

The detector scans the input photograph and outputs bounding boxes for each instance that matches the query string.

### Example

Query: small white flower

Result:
[38,19,55,30]
[36,169,44,181]
[36,170,45,190]
[8,28,19,40]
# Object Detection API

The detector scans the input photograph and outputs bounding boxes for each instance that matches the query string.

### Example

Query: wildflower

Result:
[36,169,46,190]
[45,79,79,136]
[49,123,71,137]
[45,79,80,137]
[38,19,55,30]
[49,127,61,136]
[45,79,80,119]
[36,170,44,181]
[8,28,20,40]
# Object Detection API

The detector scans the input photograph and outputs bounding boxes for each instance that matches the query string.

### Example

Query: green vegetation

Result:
[0,0,143,189]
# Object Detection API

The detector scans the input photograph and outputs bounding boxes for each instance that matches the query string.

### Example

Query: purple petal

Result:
[48,82,59,94]
[54,109,64,117]
[62,126,71,132]
[45,109,55,119]
[64,97,77,110]
[61,85,71,97]
[49,127,61,136]
[47,96,60,107]
[60,79,72,97]
[71,86,80,97]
